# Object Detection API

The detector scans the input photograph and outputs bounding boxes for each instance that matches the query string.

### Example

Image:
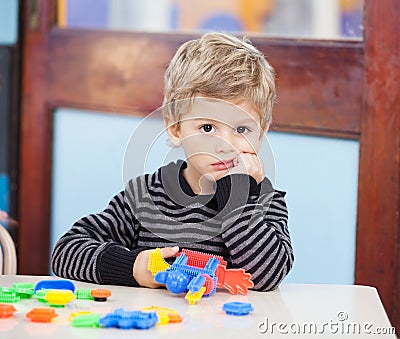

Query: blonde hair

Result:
[163,32,276,129]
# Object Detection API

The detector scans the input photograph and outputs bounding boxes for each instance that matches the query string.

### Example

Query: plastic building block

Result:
[71,313,101,328]
[154,251,220,304]
[178,249,227,267]
[180,248,254,295]
[13,282,35,290]
[185,286,206,305]
[216,266,254,295]
[13,283,35,299]
[99,309,158,330]
[45,290,76,307]
[141,306,183,324]
[119,311,158,330]
[98,309,120,328]
[75,289,94,300]
[26,308,58,322]
[222,302,254,316]
[152,248,254,304]
[166,312,183,323]
[0,290,20,303]
[0,287,15,293]
[0,304,17,318]
[69,311,93,321]
[34,290,49,303]
[187,273,206,293]
[148,248,170,276]
[90,288,111,302]
[155,270,190,294]
[34,279,75,294]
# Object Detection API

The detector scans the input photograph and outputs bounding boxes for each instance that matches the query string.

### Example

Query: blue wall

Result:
[0,1,18,45]
[51,108,359,284]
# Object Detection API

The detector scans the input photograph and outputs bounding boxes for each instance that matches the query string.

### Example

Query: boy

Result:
[51,32,293,291]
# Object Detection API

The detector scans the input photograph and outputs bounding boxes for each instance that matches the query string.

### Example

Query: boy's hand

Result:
[133,246,179,288]
[229,152,264,184]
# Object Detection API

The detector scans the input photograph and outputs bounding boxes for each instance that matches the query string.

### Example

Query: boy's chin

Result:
[205,171,229,182]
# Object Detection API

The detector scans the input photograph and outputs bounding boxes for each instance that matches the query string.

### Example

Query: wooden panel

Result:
[355,0,400,330]
[19,0,56,274]
[47,29,363,138]
[253,38,364,138]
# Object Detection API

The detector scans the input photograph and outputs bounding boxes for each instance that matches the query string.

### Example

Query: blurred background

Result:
[62,0,363,38]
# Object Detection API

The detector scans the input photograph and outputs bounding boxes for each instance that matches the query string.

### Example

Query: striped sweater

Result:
[51,160,293,291]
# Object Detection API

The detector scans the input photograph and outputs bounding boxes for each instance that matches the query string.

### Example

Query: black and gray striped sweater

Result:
[51,160,293,291]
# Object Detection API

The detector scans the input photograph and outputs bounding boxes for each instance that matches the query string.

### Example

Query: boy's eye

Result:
[200,124,215,133]
[235,126,250,134]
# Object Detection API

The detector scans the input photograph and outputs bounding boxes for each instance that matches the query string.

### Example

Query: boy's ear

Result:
[164,118,181,146]
[260,124,269,139]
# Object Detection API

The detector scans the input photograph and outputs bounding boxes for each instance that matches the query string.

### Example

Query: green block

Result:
[0,291,20,303]
[14,284,34,299]
[72,313,101,328]
[75,289,94,300]
[1,287,16,293]
[13,282,35,290]
[34,290,49,303]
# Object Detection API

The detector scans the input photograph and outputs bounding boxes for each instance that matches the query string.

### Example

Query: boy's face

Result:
[166,98,267,193]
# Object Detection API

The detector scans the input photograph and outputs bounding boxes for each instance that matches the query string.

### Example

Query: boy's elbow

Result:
[50,246,66,278]
[253,252,294,292]
[253,279,282,292]
[50,253,60,277]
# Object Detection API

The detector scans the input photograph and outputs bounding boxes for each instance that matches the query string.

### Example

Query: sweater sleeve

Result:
[51,189,144,286]
[215,174,294,291]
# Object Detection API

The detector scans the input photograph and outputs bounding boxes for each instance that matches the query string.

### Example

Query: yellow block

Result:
[69,311,93,322]
[147,248,171,276]
[45,290,76,306]
[185,287,206,305]
[142,305,183,325]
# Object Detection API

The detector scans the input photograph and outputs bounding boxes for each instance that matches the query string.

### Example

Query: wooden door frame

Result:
[19,0,399,329]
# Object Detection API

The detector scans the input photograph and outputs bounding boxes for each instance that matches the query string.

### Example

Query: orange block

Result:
[90,288,111,302]
[26,308,58,322]
[0,304,17,318]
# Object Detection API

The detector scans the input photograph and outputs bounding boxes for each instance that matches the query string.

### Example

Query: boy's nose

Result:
[215,136,236,154]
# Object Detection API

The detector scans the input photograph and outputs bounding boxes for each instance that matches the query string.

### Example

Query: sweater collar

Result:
[160,160,216,208]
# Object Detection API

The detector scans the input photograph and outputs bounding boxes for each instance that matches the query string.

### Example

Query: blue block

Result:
[159,253,219,296]
[34,279,76,293]
[187,274,206,293]
[222,302,254,316]
[99,309,158,329]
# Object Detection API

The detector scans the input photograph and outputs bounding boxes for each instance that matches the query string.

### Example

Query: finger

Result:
[160,246,179,258]
[233,155,239,167]
[149,280,164,289]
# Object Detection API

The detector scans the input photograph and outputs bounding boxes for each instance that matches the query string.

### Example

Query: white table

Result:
[0,276,396,338]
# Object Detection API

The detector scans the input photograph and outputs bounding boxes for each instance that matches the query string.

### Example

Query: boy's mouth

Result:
[211,159,234,170]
